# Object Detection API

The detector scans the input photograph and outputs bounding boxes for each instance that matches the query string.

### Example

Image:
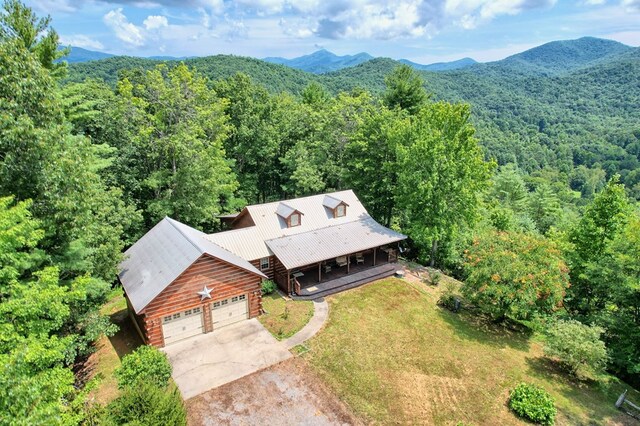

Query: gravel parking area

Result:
[186,358,360,426]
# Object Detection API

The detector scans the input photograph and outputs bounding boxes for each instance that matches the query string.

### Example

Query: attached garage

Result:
[212,294,248,328]
[119,217,266,348]
[161,307,204,345]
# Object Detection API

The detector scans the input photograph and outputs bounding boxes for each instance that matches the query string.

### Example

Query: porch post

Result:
[373,247,377,266]
[318,262,321,282]
[347,254,350,274]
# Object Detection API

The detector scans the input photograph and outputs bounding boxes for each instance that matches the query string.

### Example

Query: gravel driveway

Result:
[186,358,360,426]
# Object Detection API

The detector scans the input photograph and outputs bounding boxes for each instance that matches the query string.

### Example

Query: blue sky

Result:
[25,0,640,63]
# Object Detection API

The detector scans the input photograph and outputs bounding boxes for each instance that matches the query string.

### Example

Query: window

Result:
[260,257,270,270]
[221,299,228,306]
[232,296,239,302]
[289,213,300,227]
[335,204,346,217]
[193,307,201,314]
[172,313,181,320]
[163,315,172,323]
[185,309,192,315]
[213,301,221,308]
[239,294,246,301]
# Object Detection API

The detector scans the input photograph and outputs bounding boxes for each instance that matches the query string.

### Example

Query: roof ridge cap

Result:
[164,217,204,254]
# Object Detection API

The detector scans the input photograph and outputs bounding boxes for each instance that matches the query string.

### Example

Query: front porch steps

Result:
[290,263,398,301]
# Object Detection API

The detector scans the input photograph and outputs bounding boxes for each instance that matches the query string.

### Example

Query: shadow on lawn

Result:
[524,356,635,425]
[108,308,143,360]
[436,307,531,352]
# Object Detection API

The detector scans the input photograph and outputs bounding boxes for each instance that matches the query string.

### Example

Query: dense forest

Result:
[1,1,639,423]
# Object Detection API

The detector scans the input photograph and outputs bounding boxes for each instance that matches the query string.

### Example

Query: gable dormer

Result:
[276,202,303,228]
[322,195,349,218]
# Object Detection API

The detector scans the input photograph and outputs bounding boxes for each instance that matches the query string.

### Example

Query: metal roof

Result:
[322,195,347,209]
[275,202,298,218]
[265,217,407,270]
[206,190,370,261]
[119,217,266,314]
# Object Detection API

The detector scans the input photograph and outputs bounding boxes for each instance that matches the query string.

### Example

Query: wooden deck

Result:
[291,263,399,301]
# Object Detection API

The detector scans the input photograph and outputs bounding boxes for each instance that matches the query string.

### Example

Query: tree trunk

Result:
[430,240,438,267]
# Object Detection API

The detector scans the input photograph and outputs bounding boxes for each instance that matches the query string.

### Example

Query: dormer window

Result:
[276,202,303,228]
[289,213,300,227]
[323,195,349,219]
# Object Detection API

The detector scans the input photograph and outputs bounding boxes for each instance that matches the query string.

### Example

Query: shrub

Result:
[114,346,172,389]
[430,271,442,286]
[105,381,186,426]
[438,280,462,312]
[261,280,276,295]
[544,319,608,380]
[509,383,556,425]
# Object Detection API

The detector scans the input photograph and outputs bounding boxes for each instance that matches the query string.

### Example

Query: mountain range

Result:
[63,36,640,199]
[63,45,478,74]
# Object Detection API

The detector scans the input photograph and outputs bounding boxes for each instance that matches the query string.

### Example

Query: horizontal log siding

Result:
[250,256,275,280]
[141,254,263,347]
[273,256,290,295]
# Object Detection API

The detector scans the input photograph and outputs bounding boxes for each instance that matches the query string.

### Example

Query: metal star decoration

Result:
[197,285,212,301]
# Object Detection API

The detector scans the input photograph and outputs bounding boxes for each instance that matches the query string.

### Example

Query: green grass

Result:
[303,278,638,425]
[258,292,314,340]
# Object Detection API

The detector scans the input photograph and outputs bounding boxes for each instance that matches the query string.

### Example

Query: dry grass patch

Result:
[303,278,638,425]
[258,292,314,340]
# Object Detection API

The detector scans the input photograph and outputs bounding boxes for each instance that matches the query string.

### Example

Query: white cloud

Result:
[583,0,606,4]
[103,8,145,47]
[143,15,169,30]
[59,34,105,50]
[621,0,640,10]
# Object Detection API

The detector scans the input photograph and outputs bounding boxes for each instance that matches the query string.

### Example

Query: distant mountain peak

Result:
[263,49,374,74]
[499,36,632,75]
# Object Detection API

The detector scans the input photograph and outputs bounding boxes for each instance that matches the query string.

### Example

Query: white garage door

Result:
[212,294,248,329]
[162,307,204,345]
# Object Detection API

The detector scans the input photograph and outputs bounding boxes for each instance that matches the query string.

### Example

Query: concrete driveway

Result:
[163,318,292,399]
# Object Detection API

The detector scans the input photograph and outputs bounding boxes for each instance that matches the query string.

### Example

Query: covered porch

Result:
[286,245,401,299]
[266,216,406,298]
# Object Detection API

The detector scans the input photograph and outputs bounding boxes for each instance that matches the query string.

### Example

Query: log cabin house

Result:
[119,190,406,347]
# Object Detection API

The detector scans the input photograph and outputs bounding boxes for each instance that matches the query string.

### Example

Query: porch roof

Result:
[265,217,406,270]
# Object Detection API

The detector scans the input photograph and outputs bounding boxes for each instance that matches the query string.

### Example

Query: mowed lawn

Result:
[259,292,314,340]
[304,278,638,425]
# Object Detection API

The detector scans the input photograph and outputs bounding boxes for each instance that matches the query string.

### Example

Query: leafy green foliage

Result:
[567,176,629,317]
[261,280,276,295]
[383,64,428,115]
[113,63,237,229]
[544,320,608,380]
[509,383,556,425]
[114,346,172,389]
[396,102,493,265]
[462,230,569,322]
[102,381,187,426]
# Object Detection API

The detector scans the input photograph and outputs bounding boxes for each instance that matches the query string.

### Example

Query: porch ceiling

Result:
[265,217,406,270]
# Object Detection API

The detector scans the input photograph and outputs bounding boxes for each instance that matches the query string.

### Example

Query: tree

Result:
[116,64,237,229]
[114,346,172,389]
[462,230,570,322]
[343,100,405,226]
[528,182,561,234]
[396,102,493,265]
[544,320,608,380]
[582,211,640,377]
[0,0,66,75]
[214,72,277,203]
[383,64,428,115]
[567,175,629,316]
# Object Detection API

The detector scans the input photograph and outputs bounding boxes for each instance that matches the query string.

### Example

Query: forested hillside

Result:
[65,40,640,198]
